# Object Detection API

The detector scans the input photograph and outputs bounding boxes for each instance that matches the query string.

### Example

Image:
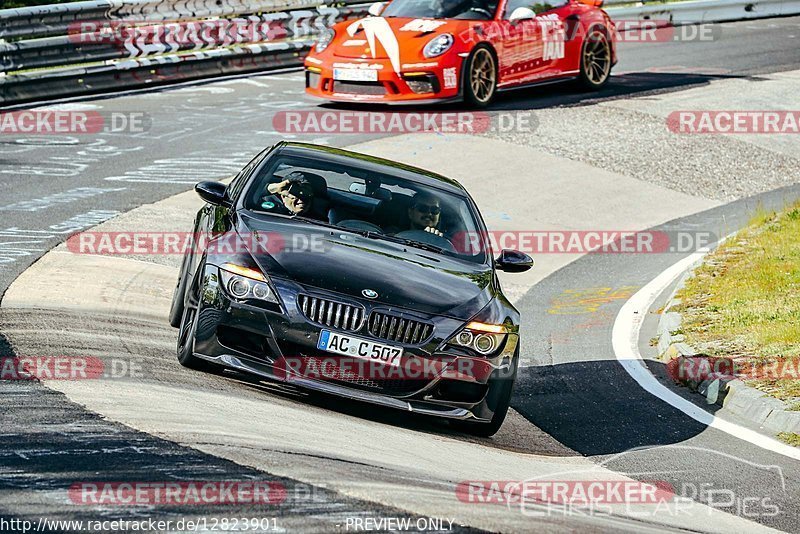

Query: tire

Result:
[462,45,497,108]
[168,252,191,328]
[176,274,212,372]
[578,27,612,91]
[453,356,518,437]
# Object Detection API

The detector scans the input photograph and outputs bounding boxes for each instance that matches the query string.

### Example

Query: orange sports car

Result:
[304,0,617,106]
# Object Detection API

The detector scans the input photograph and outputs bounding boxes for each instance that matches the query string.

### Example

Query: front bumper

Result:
[303,54,463,104]
[192,264,518,422]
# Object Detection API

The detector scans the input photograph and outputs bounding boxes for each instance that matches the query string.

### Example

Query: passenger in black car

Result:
[261,171,327,221]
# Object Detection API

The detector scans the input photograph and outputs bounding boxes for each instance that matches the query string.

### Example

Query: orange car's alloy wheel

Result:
[581,30,611,88]
[466,47,497,107]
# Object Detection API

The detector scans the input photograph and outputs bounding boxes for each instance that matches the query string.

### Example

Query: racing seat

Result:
[327,187,388,228]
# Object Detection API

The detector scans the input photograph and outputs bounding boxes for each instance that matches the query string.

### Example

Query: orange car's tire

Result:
[578,27,612,90]
[462,45,497,108]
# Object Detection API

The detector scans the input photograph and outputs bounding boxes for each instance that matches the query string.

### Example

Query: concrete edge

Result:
[654,254,800,437]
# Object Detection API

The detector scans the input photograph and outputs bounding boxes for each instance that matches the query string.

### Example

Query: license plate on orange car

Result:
[317,330,403,367]
[333,68,378,82]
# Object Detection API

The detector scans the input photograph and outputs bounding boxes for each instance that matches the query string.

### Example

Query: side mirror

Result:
[195,181,229,206]
[496,249,534,273]
[368,2,385,16]
[509,7,536,23]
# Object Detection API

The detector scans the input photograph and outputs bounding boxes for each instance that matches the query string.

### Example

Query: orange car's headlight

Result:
[423,33,454,58]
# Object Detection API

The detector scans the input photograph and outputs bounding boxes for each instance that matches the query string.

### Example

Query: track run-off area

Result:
[1,15,800,533]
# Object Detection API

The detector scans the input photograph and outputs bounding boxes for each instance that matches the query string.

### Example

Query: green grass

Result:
[675,202,800,402]
[777,432,800,447]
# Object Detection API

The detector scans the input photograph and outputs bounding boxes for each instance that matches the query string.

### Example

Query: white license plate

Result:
[333,68,378,82]
[317,330,403,367]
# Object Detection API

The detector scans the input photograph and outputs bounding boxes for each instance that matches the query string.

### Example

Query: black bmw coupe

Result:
[169,142,533,436]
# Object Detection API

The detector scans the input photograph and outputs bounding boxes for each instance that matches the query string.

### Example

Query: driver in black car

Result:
[261,171,326,221]
[407,192,445,237]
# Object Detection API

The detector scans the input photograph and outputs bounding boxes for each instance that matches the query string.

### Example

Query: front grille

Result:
[368,311,433,345]
[298,294,364,332]
[334,81,386,96]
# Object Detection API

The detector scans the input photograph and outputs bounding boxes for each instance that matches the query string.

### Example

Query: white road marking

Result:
[0,67,304,112]
[612,248,800,461]
[104,155,250,184]
[0,187,126,212]
[0,210,120,267]
[235,79,272,88]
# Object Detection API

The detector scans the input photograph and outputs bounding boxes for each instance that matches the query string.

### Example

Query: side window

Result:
[227,145,274,202]
[503,0,565,18]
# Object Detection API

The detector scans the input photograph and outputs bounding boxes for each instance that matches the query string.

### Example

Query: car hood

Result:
[238,214,494,319]
[330,16,469,62]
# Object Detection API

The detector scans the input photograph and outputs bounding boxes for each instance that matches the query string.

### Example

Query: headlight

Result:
[448,321,507,356]
[315,28,335,53]
[423,33,454,58]
[220,263,279,304]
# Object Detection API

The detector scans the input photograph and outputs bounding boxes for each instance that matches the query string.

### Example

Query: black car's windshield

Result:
[382,0,499,20]
[243,154,489,264]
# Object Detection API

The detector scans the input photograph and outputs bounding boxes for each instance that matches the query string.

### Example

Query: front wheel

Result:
[176,282,212,371]
[578,28,612,90]
[168,253,191,328]
[462,45,497,108]
[453,357,518,437]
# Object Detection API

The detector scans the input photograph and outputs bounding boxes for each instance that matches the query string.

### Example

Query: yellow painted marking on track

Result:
[547,286,638,315]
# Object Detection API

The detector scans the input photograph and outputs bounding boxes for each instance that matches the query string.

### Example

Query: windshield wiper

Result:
[290,215,342,230]
[380,234,446,254]
[343,230,445,253]
[288,219,447,254]
[405,240,446,254]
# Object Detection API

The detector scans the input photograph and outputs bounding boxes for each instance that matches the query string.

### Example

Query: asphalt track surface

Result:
[2,16,799,291]
[515,183,800,532]
[1,15,799,533]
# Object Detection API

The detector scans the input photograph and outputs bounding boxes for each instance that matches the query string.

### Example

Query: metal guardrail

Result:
[609,0,800,24]
[1,5,367,73]
[0,0,332,40]
[0,0,370,105]
[1,0,798,106]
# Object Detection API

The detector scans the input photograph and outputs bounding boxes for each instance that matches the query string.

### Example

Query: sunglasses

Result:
[414,204,441,216]
[284,187,312,199]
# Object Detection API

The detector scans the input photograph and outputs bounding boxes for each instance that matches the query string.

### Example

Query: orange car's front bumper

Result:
[304,55,464,104]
